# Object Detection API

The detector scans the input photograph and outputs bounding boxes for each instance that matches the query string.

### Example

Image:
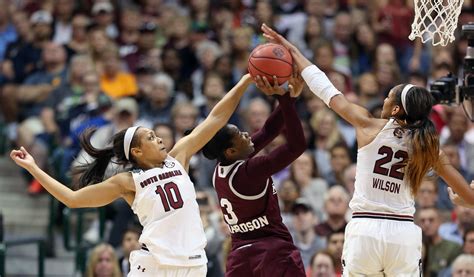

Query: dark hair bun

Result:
[202,144,218,160]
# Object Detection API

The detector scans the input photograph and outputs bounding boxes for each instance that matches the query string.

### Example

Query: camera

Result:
[429,22,474,121]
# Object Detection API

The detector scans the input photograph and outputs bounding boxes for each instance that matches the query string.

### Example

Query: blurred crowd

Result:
[0,0,473,276]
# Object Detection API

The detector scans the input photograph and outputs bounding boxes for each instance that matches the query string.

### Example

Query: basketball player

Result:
[10,74,257,276]
[201,74,306,276]
[261,24,474,275]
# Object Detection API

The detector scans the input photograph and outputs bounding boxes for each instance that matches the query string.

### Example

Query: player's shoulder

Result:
[108,171,134,191]
[357,118,390,148]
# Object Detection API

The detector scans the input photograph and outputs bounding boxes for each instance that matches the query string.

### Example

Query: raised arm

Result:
[261,24,374,129]
[436,151,474,207]
[245,92,306,178]
[10,147,130,208]
[169,74,253,170]
[249,103,283,156]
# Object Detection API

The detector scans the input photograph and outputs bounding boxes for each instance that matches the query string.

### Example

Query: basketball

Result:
[248,43,293,85]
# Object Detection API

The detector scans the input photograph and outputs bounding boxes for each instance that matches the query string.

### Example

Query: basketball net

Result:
[409,0,464,46]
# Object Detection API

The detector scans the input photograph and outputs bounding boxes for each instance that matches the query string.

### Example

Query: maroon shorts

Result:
[225,238,305,277]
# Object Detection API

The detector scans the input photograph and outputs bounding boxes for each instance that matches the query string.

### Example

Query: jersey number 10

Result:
[155,182,184,212]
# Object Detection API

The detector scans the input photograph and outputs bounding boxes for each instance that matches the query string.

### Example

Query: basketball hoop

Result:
[409,0,464,46]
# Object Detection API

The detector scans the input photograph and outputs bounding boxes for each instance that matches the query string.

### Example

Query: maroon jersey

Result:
[213,94,306,250]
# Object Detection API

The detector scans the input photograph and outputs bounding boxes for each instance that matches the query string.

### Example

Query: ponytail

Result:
[72,128,140,188]
[405,118,439,195]
[396,85,440,195]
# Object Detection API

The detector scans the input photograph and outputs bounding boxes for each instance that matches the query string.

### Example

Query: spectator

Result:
[315,186,349,237]
[278,178,300,230]
[87,26,112,71]
[451,254,474,277]
[326,231,344,275]
[197,190,224,277]
[439,205,474,245]
[171,101,199,141]
[191,40,223,106]
[301,15,325,59]
[118,225,141,277]
[416,207,462,276]
[324,142,352,187]
[65,14,91,56]
[312,40,351,93]
[1,10,32,78]
[0,0,17,61]
[124,22,158,73]
[437,142,473,210]
[415,176,439,209]
[91,2,118,39]
[355,72,381,109]
[242,97,271,135]
[331,12,353,75]
[291,198,326,269]
[310,108,343,177]
[463,227,474,255]
[7,10,52,83]
[351,23,376,77]
[341,163,356,197]
[0,10,53,128]
[441,108,474,176]
[289,151,328,217]
[52,0,75,44]
[199,72,240,127]
[309,249,337,277]
[85,243,121,277]
[117,7,140,58]
[99,48,138,99]
[138,72,182,126]
[161,46,192,97]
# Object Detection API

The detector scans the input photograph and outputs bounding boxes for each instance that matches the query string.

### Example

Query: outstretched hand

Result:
[288,64,304,98]
[448,181,474,209]
[261,24,298,54]
[10,147,36,171]
[255,75,286,96]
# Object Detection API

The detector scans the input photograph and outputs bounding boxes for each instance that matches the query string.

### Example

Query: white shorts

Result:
[342,217,422,276]
[128,249,207,277]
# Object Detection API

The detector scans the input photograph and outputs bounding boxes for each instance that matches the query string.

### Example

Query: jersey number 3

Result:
[220,198,238,225]
[155,182,184,212]
[373,146,408,180]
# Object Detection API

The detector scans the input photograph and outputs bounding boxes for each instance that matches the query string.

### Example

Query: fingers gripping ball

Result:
[248,43,293,85]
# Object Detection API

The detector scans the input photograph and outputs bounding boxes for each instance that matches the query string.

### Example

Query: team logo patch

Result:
[272,47,285,58]
[393,127,404,139]
[165,161,175,168]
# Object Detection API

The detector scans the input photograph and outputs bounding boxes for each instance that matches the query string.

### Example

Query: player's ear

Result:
[224,147,237,159]
[392,104,401,116]
[131,147,142,159]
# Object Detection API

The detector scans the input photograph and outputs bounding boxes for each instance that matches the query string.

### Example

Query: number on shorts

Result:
[373,146,408,180]
[155,182,184,212]
[220,198,238,224]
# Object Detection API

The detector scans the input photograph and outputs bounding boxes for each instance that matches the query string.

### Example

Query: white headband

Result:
[401,84,414,115]
[124,126,139,160]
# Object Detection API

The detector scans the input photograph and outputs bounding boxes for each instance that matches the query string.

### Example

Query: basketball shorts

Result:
[128,248,207,277]
[342,217,422,276]
[225,238,306,277]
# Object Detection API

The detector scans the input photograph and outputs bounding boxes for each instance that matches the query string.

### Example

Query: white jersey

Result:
[350,118,416,217]
[131,155,207,267]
